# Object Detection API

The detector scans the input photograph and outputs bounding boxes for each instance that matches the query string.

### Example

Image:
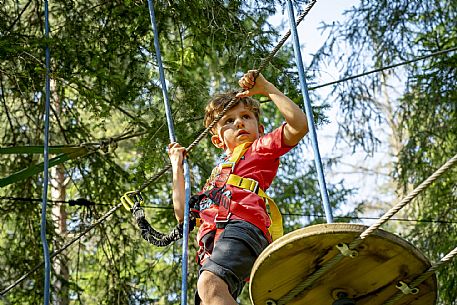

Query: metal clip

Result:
[121,191,144,211]
[215,212,232,228]
[396,281,419,295]
[336,243,358,258]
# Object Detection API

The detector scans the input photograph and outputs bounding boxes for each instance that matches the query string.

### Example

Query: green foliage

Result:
[397,27,457,304]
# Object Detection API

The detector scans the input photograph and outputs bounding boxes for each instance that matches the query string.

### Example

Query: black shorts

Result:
[196,220,269,303]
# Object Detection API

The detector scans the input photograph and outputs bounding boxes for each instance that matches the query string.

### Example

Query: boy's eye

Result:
[224,118,234,124]
[242,114,251,119]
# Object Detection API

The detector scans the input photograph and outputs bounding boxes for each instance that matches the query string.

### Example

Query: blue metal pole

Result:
[286,0,333,223]
[147,1,191,304]
[42,1,52,304]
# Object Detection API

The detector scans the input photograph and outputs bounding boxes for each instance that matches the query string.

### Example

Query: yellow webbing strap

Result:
[226,174,284,241]
[217,142,252,178]
[228,142,252,163]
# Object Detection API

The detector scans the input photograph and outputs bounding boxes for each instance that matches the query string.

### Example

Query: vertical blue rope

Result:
[147,1,191,304]
[286,0,333,223]
[147,0,175,143]
[41,0,52,304]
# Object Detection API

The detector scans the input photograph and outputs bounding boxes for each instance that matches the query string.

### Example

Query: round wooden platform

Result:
[250,223,437,305]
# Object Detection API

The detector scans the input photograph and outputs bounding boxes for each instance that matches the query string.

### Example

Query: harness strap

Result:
[213,142,252,226]
[226,174,284,241]
[228,142,252,163]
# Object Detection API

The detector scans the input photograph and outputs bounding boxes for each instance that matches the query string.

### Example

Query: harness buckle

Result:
[220,162,236,172]
[215,212,232,228]
[245,178,259,193]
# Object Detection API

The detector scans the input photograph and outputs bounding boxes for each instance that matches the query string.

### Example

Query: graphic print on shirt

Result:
[199,161,233,211]
[199,185,232,211]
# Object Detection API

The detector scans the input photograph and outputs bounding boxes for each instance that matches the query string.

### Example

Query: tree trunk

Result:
[50,78,69,305]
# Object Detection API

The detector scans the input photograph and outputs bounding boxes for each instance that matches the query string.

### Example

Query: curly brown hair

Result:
[204,91,261,134]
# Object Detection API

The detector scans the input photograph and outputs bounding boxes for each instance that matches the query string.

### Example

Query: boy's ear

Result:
[258,124,265,136]
[211,134,225,149]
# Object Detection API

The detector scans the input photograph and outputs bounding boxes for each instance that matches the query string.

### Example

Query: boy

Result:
[168,70,308,305]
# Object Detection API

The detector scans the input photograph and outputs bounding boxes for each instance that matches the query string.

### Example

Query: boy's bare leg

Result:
[198,270,238,305]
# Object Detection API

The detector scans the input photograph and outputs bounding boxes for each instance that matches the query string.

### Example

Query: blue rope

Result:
[147,0,175,143]
[286,0,333,223]
[146,1,191,304]
[41,0,52,304]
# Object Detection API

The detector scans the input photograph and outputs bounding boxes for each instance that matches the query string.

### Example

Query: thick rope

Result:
[277,153,457,305]
[257,0,317,73]
[383,246,457,305]
[356,153,457,241]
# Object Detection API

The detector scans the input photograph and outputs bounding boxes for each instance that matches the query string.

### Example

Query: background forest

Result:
[0,0,455,304]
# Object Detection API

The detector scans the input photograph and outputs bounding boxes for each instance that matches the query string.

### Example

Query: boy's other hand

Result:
[168,142,186,167]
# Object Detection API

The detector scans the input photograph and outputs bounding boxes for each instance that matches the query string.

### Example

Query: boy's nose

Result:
[235,118,244,128]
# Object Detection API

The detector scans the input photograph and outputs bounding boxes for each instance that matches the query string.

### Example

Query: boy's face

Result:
[211,103,264,153]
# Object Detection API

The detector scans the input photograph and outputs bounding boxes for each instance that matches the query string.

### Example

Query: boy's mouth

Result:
[236,130,249,137]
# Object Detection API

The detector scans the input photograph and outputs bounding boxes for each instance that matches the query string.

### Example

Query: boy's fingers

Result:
[169,142,183,149]
[239,78,254,89]
[169,145,187,156]
[247,70,259,80]
[245,73,255,83]
[237,69,262,95]
[236,90,250,97]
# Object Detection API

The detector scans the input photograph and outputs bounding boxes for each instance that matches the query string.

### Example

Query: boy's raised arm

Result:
[168,142,186,223]
[236,70,308,146]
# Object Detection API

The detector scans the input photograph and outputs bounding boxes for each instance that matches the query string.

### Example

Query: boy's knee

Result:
[197,270,229,300]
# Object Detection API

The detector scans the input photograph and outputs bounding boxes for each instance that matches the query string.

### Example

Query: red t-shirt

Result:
[196,124,293,244]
